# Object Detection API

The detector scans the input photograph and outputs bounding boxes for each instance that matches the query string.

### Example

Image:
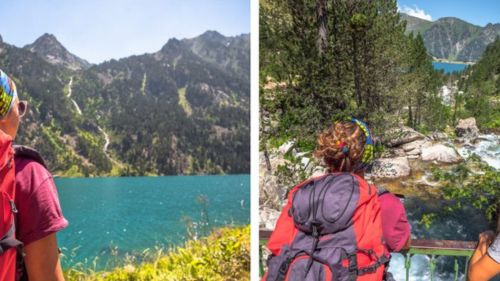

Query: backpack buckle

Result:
[9,200,18,214]
[348,254,358,273]
[361,265,377,274]
[278,257,291,276]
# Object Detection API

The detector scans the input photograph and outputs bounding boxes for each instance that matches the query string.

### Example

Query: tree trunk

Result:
[316,0,328,55]
[352,32,362,107]
[264,143,272,172]
[408,93,413,128]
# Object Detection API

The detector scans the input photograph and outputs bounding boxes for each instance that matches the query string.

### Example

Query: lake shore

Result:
[432,57,475,65]
[56,175,250,269]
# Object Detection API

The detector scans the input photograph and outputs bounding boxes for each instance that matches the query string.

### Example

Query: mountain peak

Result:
[436,17,479,28]
[160,38,184,54]
[199,30,225,41]
[403,13,499,62]
[400,13,432,23]
[39,33,58,41]
[25,33,91,71]
[31,33,64,49]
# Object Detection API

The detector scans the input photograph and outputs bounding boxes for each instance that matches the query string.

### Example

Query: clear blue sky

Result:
[0,0,250,64]
[398,0,500,26]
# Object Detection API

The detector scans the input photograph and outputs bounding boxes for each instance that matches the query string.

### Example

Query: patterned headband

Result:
[351,118,374,169]
[0,70,18,119]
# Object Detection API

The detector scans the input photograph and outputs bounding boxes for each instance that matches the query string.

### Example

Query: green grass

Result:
[141,73,147,96]
[64,226,250,281]
[178,87,193,116]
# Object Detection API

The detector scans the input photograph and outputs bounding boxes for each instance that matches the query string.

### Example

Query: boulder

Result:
[421,144,463,164]
[260,207,281,230]
[429,131,449,141]
[380,147,406,158]
[401,139,433,155]
[311,165,329,177]
[455,118,479,139]
[301,157,311,169]
[370,157,411,179]
[278,141,295,155]
[383,126,426,147]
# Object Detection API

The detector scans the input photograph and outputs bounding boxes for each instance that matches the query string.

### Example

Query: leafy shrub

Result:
[64,226,250,281]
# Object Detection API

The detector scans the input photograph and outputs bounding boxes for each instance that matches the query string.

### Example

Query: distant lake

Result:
[55,175,250,269]
[432,62,469,74]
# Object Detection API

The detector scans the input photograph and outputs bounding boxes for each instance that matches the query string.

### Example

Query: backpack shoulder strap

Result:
[268,174,330,256]
[376,185,406,200]
[376,185,390,197]
[284,173,331,200]
[13,145,47,169]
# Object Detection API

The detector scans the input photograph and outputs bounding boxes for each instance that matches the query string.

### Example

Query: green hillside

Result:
[0,31,250,176]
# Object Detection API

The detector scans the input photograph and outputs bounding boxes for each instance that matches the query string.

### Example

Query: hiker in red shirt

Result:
[0,69,67,281]
[263,119,410,281]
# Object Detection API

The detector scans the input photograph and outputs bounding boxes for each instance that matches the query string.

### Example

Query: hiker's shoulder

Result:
[14,146,52,188]
[14,145,47,168]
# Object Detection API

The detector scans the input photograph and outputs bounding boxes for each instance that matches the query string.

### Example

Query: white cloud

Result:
[399,5,433,21]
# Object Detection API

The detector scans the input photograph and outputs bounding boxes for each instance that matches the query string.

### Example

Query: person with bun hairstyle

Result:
[314,119,411,254]
[263,119,411,281]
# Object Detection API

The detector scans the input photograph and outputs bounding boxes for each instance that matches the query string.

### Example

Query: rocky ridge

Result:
[401,13,500,62]
[24,33,91,70]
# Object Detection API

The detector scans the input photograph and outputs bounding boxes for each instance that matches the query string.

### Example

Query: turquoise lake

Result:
[54,175,250,269]
[432,62,469,74]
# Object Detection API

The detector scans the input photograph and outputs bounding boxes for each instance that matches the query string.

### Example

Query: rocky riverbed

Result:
[259,117,499,230]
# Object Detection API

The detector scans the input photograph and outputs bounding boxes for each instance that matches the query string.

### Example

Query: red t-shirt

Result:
[378,192,411,253]
[14,156,68,277]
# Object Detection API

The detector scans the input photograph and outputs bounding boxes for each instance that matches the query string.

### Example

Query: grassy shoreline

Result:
[64,225,250,281]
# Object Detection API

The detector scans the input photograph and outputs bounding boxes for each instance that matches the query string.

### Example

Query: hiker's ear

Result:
[0,117,8,129]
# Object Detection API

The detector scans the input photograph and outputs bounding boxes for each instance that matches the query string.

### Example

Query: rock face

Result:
[260,170,286,210]
[370,157,411,179]
[24,33,91,70]
[456,118,479,139]
[383,126,426,147]
[260,207,281,230]
[421,144,463,163]
[259,152,289,209]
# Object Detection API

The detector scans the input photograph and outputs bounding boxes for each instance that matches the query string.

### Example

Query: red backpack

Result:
[0,130,22,281]
[263,173,388,281]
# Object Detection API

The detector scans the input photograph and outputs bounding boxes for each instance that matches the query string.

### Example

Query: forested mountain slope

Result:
[0,31,249,176]
[401,13,500,62]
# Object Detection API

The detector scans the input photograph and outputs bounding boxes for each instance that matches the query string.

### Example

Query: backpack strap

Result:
[13,145,47,169]
[356,254,390,275]
[0,199,23,255]
[376,185,405,200]
[376,186,390,197]
[0,225,22,254]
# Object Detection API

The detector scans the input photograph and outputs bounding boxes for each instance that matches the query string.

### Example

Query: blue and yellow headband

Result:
[0,70,18,119]
[351,118,374,169]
